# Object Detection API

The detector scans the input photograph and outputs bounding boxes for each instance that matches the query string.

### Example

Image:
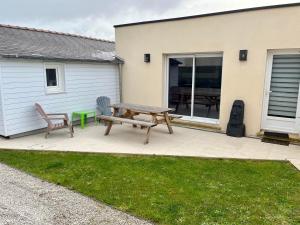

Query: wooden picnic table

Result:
[97,103,181,144]
[110,103,175,134]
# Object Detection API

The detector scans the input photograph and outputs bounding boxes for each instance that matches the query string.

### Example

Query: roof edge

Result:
[0,24,115,43]
[0,54,123,64]
[114,2,300,28]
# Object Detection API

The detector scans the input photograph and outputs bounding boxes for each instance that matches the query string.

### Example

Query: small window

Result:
[46,68,58,86]
[45,64,65,93]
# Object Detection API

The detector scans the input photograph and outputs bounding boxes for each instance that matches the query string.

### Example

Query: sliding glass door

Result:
[168,54,223,121]
[168,57,193,116]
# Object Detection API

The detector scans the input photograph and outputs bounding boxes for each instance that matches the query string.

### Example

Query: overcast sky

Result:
[0,0,298,41]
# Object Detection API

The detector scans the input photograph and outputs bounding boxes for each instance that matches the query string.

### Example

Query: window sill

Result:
[45,90,66,95]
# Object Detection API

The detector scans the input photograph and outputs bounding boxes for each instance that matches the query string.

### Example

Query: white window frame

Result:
[164,52,223,125]
[44,64,65,94]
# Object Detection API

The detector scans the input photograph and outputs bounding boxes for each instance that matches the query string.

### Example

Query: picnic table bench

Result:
[98,115,156,144]
[97,103,182,144]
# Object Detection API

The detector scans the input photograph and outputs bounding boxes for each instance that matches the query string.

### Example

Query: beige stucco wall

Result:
[115,6,300,136]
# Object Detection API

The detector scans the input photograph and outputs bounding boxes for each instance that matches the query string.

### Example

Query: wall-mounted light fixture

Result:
[144,53,151,63]
[239,50,248,61]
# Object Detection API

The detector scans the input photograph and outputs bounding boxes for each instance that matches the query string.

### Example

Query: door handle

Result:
[265,91,272,96]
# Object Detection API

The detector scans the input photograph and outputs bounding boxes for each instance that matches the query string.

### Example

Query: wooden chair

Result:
[96,96,112,116]
[35,103,74,138]
[96,96,123,125]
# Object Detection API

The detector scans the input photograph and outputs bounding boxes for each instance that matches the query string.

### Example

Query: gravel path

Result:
[0,163,152,225]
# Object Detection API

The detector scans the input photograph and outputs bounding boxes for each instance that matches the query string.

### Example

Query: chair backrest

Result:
[35,103,52,125]
[35,103,47,118]
[96,96,112,116]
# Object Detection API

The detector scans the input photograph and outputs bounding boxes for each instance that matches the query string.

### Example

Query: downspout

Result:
[115,56,124,103]
[118,63,123,103]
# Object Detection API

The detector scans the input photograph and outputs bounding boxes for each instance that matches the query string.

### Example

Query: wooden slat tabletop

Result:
[111,103,174,114]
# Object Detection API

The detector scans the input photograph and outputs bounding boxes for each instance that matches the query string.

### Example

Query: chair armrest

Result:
[42,117,65,124]
[45,117,66,121]
[47,113,69,120]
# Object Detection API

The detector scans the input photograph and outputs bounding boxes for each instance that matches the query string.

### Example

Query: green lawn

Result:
[0,150,299,225]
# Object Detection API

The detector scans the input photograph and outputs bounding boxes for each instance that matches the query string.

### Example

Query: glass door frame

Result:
[164,53,223,124]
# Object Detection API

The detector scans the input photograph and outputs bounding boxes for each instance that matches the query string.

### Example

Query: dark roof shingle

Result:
[0,24,121,63]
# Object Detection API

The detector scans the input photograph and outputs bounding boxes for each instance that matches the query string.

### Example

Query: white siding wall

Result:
[0,59,120,136]
[0,62,6,136]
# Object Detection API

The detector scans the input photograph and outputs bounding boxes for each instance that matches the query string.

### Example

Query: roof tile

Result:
[0,24,119,63]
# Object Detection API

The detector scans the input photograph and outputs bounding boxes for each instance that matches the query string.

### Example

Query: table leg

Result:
[127,110,137,128]
[144,127,152,144]
[94,112,98,124]
[112,107,119,116]
[80,114,85,129]
[164,112,173,134]
[150,113,159,129]
[104,121,113,135]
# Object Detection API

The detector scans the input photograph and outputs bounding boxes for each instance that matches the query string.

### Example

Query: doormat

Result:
[262,132,290,146]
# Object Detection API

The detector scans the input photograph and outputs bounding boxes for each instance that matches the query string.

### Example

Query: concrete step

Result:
[258,130,300,145]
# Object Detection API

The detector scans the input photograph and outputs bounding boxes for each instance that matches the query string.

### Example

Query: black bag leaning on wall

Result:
[226,100,245,137]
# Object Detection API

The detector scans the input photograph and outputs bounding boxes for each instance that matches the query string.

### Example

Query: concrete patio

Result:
[0,124,299,170]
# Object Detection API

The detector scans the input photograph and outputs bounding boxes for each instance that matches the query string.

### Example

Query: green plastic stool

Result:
[72,111,97,129]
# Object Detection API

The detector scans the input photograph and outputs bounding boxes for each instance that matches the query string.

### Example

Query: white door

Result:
[262,50,300,133]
